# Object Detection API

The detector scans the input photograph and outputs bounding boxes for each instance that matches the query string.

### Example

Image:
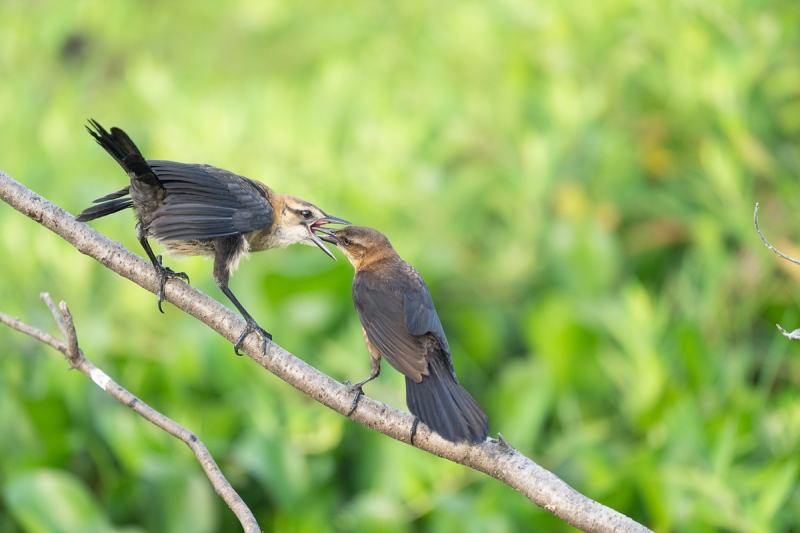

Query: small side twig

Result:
[0,294,261,533]
[754,203,800,340]
[776,324,800,340]
[754,203,800,266]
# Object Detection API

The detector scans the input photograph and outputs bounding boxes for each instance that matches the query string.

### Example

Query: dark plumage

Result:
[77,120,349,355]
[320,226,489,444]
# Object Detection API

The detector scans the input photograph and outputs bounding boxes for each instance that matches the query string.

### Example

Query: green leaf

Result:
[4,469,114,533]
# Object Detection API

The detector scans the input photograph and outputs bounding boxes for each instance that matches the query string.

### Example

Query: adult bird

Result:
[319,225,489,444]
[76,120,349,355]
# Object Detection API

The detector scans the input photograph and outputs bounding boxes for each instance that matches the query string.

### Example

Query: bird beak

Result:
[308,216,349,260]
[309,231,337,260]
[313,215,351,228]
[315,226,340,245]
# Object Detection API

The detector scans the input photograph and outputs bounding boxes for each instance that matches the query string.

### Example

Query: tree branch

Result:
[0,293,261,533]
[754,203,800,267]
[753,203,800,340]
[0,169,652,533]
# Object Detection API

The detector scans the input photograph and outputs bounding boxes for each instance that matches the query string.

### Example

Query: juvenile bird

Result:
[76,120,349,355]
[319,225,489,444]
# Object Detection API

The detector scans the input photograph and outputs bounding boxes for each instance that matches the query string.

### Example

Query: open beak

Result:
[309,215,349,259]
[312,215,351,228]
[315,226,340,245]
[309,232,337,259]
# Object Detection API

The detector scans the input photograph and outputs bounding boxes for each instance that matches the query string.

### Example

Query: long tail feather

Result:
[86,119,161,187]
[75,197,133,222]
[405,354,489,444]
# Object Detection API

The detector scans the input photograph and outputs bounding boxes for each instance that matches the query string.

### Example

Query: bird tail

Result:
[76,120,164,222]
[85,119,163,188]
[405,354,489,444]
[75,187,133,221]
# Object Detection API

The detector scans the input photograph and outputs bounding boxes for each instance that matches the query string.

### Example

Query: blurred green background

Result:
[1,1,799,531]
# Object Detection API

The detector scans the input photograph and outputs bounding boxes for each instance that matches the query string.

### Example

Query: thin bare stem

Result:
[0,310,67,354]
[41,291,69,339]
[754,202,800,266]
[754,203,800,341]
[776,323,800,340]
[57,299,80,359]
[2,294,261,533]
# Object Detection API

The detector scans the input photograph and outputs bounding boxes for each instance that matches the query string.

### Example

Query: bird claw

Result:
[410,416,420,445]
[343,381,364,417]
[233,317,272,357]
[154,255,190,313]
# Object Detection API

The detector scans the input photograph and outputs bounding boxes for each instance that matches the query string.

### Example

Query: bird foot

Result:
[343,380,364,416]
[233,317,272,357]
[410,416,420,445]
[154,255,190,313]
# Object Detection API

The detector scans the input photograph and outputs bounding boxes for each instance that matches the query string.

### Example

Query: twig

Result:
[754,202,800,266]
[776,323,800,340]
[0,169,652,533]
[754,203,800,340]
[0,294,261,533]
[0,311,64,350]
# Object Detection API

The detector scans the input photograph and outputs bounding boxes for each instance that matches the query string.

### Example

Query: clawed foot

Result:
[233,317,272,357]
[154,255,190,313]
[410,416,420,445]
[343,380,364,416]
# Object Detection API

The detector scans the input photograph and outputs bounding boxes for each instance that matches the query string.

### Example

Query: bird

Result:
[76,120,349,356]
[318,225,489,444]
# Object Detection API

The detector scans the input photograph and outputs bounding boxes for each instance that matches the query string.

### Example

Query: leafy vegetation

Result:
[2,1,800,531]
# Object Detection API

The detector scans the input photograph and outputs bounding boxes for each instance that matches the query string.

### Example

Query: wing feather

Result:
[353,262,454,382]
[147,161,274,240]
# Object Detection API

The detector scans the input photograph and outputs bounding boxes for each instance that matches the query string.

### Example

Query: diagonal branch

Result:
[0,294,261,533]
[0,169,652,533]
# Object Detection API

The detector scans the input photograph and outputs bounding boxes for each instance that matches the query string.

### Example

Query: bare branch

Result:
[754,203,800,341]
[776,324,800,340]
[0,310,67,353]
[754,202,800,266]
[1,294,261,533]
[57,300,81,358]
[42,292,69,340]
[0,169,652,533]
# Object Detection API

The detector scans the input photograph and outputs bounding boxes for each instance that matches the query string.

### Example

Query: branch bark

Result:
[0,294,261,533]
[0,169,653,533]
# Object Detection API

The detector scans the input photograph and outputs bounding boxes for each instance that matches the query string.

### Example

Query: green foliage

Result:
[1,0,800,531]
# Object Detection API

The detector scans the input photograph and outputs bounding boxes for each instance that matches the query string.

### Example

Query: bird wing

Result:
[147,161,274,241]
[353,263,452,382]
[403,279,457,379]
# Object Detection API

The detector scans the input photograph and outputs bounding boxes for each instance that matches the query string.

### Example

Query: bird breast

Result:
[247,223,307,252]
[156,238,216,257]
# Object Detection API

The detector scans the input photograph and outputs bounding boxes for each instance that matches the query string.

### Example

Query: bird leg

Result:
[410,416,420,445]
[344,358,380,416]
[213,236,271,357]
[344,389,363,417]
[136,223,190,313]
[216,277,272,357]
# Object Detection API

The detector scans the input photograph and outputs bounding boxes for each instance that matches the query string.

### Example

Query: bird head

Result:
[278,196,350,259]
[316,225,395,269]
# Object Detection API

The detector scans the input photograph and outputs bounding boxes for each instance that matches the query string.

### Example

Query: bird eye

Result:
[342,237,351,246]
[301,210,312,219]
